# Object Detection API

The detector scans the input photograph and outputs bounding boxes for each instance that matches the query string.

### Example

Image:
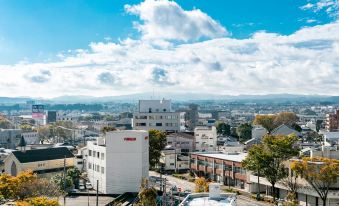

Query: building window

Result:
[136,123,147,126]
[97,152,100,158]
[101,167,105,174]
[93,151,96,157]
[170,163,174,166]
[156,123,162,126]
[96,165,100,172]
[101,153,104,160]
[88,163,92,169]
[88,150,92,156]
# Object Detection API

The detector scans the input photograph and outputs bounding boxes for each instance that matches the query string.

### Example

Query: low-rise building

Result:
[194,126,217,152]
[4,147,74,177]
[86,130,149,194]
[190,152,248,190]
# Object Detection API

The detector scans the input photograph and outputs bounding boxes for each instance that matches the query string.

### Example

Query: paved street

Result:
[149,171,272,206]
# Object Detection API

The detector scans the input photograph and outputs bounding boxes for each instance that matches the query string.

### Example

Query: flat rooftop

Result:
[180,193,236,206]
[193,152,247,162]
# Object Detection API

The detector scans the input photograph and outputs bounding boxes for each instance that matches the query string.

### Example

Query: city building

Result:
[0,129,21,149]
[166,132,195,154]
[133,99,184,132]
[47,111,57,123]
[86,130,149,194]
[190,152,248,190]
[21,131,39,144]
[326,110,339,132]
[4,147,74,177]
[160,145,189,172]
[194,126,217,152]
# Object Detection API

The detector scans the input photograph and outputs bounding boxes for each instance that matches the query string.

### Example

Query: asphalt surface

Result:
[149,171,272,206]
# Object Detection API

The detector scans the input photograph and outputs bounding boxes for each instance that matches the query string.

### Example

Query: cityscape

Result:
[0,0,339,206]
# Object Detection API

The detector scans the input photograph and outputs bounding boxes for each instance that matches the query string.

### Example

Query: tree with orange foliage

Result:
[291,157,339,206]
[194,177,209,193]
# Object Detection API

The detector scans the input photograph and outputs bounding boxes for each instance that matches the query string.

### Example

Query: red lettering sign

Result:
[124,137,136,141]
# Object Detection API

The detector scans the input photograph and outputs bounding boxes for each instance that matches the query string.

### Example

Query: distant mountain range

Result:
[0,93,339,104]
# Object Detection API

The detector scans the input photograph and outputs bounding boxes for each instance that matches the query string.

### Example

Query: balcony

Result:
[190,164,197,170]
[206,167,213,173]
[198,165,206,172]
[215,168,223,175]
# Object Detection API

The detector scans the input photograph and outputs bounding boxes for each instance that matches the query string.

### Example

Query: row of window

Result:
[167,141,190,145]
[88,150,105,160]
[135,122,179,127]
[135,115,179,120]
[195,161,245,173]
[88,162,105,174]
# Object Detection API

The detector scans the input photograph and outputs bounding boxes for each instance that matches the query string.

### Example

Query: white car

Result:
[86,182,93,189]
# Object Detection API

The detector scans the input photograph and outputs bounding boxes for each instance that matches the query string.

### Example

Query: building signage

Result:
[32,104,44,119]
[124,137,136,141]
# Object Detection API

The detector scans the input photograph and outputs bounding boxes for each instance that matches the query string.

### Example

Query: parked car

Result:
[79,185,85,191]
[86,182,93,189]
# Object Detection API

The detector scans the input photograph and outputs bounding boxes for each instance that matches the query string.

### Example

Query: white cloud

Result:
[0,2,339,98]
[300,0,338,18]
[124,0,227,42]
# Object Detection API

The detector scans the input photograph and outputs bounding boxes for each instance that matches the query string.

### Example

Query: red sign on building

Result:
[124,137,136,141]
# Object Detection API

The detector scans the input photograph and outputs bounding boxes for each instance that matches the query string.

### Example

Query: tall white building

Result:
[86,130,149,194]
[133,99,184,132]
[194,126,217,152]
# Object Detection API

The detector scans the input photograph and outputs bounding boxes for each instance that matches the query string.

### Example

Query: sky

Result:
[0,0,338,98]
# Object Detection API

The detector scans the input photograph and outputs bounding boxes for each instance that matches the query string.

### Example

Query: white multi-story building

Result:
[194,126,217,152]
[86,130,149,194]
[133,99,184,132]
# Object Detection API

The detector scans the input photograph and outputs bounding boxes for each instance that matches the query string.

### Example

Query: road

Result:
[149,171,271,206]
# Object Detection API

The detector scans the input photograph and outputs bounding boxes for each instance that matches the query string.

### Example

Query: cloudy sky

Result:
[0,0,338,98]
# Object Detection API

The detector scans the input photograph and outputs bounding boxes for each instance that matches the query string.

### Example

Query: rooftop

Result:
[179,193,237,206]
[12,147,74,163]
[192,152,247,162]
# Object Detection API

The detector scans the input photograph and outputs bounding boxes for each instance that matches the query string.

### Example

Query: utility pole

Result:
[63,156,67,206]
[96,180,99,206]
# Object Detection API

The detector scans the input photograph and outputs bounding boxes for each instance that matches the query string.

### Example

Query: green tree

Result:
[37,125,51,143]
[216,122,231,136]
[52,174,73,192]
[291,157,339,206]
[67,167,81,188]
[236,123,252,142]
[149,130,167,168]
[242,144,268,200]
[243,134,299,202]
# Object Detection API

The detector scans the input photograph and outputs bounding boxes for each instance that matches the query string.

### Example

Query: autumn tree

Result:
[20,124,34,132]
[136,178,157,206]
[0,116,12,129]
[254,112,299,134]
[101,126,117,134]
[253,115,277,133]
[236,123,252,142]
[37,125,51,143]
[194,177,209,193]
[291,157,339,206]
[274,112,299,127]
[149,129,167,168]
[216,122,231,136]
[17,197,60,206]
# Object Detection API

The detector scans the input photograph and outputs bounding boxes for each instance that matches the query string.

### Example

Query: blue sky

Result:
[0,0,338,97]
[0,0,334,64]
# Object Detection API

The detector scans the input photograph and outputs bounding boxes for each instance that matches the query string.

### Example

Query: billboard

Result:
[32,104,45,119]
